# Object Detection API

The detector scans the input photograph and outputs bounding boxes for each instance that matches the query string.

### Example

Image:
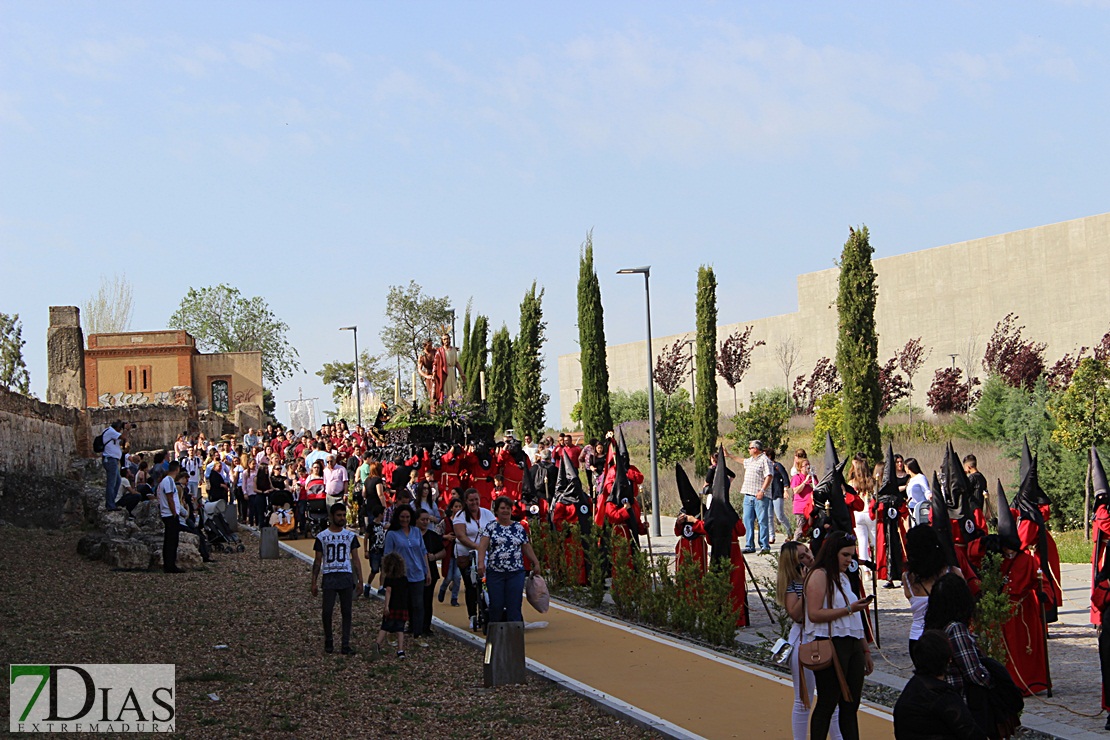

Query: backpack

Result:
[93,429,107,454]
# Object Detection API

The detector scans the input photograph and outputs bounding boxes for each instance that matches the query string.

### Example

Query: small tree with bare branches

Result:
[717,326,765,414]
[775,338,800,389]
[897,337,929,424]
[82,273,134,336]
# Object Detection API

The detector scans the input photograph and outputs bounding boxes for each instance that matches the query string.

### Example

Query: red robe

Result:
[674,518,708,575]
[1091,504,1110,625]
[869,498,907,581]
[1014,507,1063,618]
[728,520,750,627]
[1001,550,1050,696]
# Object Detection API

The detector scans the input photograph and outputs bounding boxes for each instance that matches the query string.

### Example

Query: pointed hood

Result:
[1020,436,1034,484]
[703,445,739,564]
[1016,445,1051,508]
[995,480,1021,551]
[812,433,853,534]
[876,441,899,500]
[943,442,977,535]
[675,464,702,517]
[1092,446,1110,506]
[823,431,839,479]
[612,429,631,504]
[617,427,630,468]
[519,457,539,503]
[554,449,584,505]
[930,472,960,567]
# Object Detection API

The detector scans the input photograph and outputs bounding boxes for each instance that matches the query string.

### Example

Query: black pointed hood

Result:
[1017,445,1051,508]
[1020,435,1033,482]
[823,431,838,479]
[812,433,853,534]
[1093,446,1110,507]
[995,480,1021,551]
[703,445,739,564]
[876,441,899,500]
[930,472,959,567]
[943,442,976,535]
[555,449,582,502]
[617,427,630,466]
[612,429,631,504]
[675,464,702,516]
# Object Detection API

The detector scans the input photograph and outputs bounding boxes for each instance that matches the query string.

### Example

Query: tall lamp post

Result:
[617,266,661,537]
[339,326,361,428]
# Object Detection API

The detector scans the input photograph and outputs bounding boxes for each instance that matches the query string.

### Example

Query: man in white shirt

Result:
[157,461,184,573]
[99,420,126,511]
[183,448,204,503]
[740,440,774,555]
[323,455,349,508]
[311,503,362,654]
[521,434,539,463]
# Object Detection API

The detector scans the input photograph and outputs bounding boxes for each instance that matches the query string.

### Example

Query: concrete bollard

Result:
[483,621,526,687]
[259,527,280,559]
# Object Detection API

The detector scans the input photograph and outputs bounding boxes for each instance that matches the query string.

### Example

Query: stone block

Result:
[103,538,152,570]
[131,500,163,533]
[76,532,109,560]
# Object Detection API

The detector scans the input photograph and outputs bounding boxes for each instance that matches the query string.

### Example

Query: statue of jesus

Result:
[432,328,465,410]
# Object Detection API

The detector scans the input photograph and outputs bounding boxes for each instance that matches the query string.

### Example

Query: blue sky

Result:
[3,2,1108,426]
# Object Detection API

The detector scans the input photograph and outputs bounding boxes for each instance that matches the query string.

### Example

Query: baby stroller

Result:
[204,499,246,554]
[304,498,329,538]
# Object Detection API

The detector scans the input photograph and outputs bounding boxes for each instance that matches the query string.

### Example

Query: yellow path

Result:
[284,536,893,739]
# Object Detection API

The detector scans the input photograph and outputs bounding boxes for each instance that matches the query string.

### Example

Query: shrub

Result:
[927,367,980,413]
[983,313,1046,389]
[973,553,1014,663]
[729,387,792,456]
[657,387,694,467]
[813,393,846,451]
[610,389,650,425]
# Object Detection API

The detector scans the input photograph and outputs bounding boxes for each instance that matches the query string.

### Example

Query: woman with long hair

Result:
[902,524,959,658]
[452,488,495,630]
[777,541,842,740]
[413,480,441,525]
[847,454,875,565]
[384,503,430,642]
[905,458,931,526]
[804,531,874,739]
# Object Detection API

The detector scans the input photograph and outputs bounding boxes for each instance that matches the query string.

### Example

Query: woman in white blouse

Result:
[804,531,874,740]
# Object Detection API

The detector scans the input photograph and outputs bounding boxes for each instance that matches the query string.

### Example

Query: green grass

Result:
[1056,529,1093,564]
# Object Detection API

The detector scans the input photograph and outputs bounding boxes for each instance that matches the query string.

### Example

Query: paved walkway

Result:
[280,530,892,739]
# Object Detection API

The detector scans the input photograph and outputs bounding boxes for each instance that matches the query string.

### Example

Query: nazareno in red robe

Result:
[728,520,749,627]
[674,518,708,575]
[1092,502,1110,711]
[1001,549,1050,696]
[869,497,907,581]
[1017,504,1064,615]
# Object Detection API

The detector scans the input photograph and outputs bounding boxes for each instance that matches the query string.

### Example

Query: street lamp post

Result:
[617,266,661,537]
[340,326,361,428]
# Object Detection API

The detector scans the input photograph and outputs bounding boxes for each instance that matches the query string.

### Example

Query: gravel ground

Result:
[0,527,657,740]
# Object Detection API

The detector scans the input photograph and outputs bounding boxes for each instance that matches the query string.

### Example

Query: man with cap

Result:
[739,439,774,555]
[997,481,1051,697]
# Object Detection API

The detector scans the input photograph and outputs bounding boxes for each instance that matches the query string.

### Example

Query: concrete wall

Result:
[558,212,1110,428]
[0,388,85,477]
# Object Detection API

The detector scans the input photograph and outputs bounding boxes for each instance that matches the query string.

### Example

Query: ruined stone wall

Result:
[0,388,84,477]
[46,306,86,408]
[87,405,192,452]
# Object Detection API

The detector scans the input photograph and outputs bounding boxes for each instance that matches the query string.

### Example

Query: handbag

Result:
[797,573,854,705]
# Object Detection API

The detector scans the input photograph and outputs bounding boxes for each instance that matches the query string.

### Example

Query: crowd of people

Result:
[95,415,1110,738]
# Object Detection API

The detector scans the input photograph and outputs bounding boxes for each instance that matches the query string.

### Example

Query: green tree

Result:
[489,325,514,432]
[168,284,301,387]
[379,280,453,378]
[693,265,719,475]
[514,281,549,437]
[656,387,694,466]
[0,312,30,395]
[1049,357,1110,451]
[813,392,847,451]
[459,302,489,404]
[610,389,651,424]
[730,387,792,456]
[578,232,613,440]
[316,352,395,407]
[836,226,881,461]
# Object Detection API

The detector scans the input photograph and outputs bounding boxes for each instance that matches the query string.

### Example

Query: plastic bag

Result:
[525,573,550,613]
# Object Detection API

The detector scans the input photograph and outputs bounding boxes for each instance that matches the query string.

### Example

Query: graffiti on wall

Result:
[98,391,172,407]
[232,387,259,405]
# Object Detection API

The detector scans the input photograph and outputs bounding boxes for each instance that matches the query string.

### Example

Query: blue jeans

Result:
[441,559,461,599]
[743,495,772,551]
[772,497,793,539]
[486,569,526,623]
[103,456,120,510]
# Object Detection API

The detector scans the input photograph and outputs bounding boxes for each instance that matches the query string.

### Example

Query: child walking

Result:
[362,503,386,596]
[438,498,464,606]
[311,503,362,655]
[373,552,409,660]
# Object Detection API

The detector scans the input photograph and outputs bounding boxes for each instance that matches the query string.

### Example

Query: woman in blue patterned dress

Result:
[477,496,541,623]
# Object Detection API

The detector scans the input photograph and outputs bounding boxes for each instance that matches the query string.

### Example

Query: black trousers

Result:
[460,561,478,618]
[161,516,179,572]
[1101,606,1110,711]
[423,580,437,633]
[811,636,865,740]
[322,586,354,649]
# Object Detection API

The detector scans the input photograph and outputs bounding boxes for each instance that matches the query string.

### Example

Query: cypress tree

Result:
[489,325,514,432]
[693,265,719,475]
[514,281,549,437]
[836,225,882,462]
[465,314,489,404]
[459,300,473,389]
[577,232,613,441]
